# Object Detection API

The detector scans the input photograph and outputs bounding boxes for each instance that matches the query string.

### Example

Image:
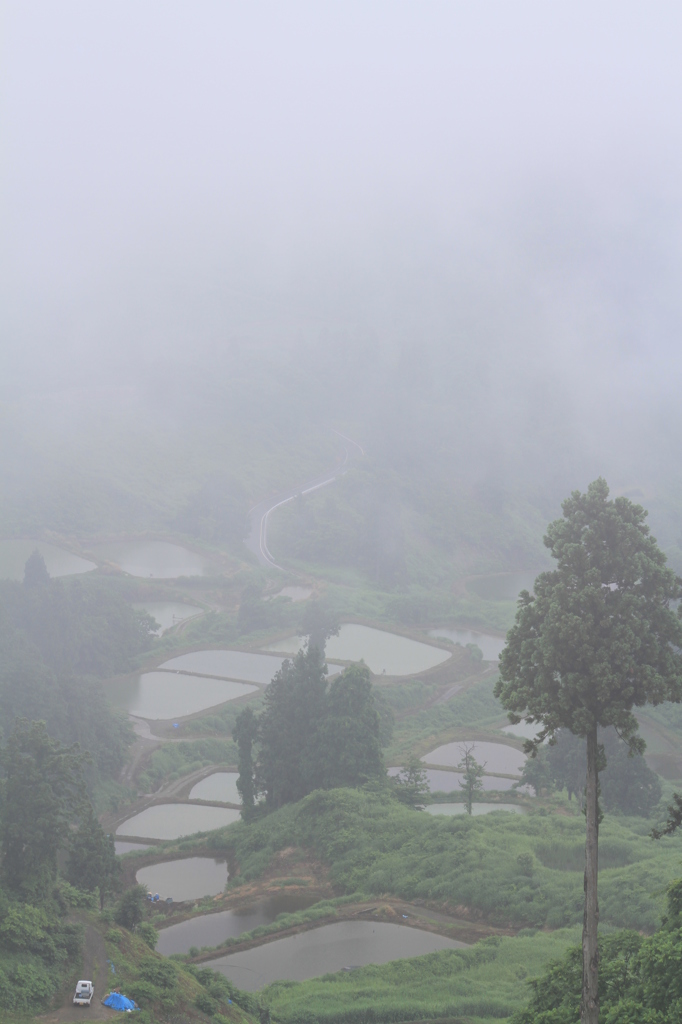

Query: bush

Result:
[114,885,147,930]
[138,956,177,989]
[137,922,158,950]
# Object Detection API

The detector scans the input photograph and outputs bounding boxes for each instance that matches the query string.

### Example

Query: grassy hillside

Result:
[206,788,680,933]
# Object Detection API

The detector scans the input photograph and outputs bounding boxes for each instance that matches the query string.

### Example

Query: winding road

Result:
[244,430,365,569]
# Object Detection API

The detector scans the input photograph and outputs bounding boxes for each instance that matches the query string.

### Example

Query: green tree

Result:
[67,806,120,907]
[0,719,87,899]
[114,885,147,930]
[23,550,50,588]
[392,755,430,807]
[316,663,383,789]
[233,706,259,820]
[456,744,486,814]
[300,600,340,654]
[515,745,554,797]
[495,479,682,1024]
[257,644,330,807]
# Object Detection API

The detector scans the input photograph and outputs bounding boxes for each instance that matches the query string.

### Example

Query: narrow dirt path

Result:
[40,915,113,1023]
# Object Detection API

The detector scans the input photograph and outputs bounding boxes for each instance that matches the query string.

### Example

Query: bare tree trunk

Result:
[581,726,599,1024]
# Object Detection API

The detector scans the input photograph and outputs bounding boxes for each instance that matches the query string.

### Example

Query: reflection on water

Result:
[161,650,283,684]
[116,804,241,840]
[422,741,526,775]
[190,772,241,804]
[91,541,209,578]
[115,841,151,855]
[388,767,518,792]
[427,628,505,661]
[263,624,450,676]
[106,673,256,720]
[425,803,526,817]
[157,893,321,954]
[0,539,96,580]
[206,920,465,990]
[466,571,540,602]
[132,602,202,632]
[136,857,228,902]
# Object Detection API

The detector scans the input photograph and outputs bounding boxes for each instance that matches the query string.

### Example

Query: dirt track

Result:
[39,916,114,1023]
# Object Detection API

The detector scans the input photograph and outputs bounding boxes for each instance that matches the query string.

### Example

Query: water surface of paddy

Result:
[422,741,526,775]
[107,673,256,719]
[466,571,540,601]
[160,650,284,683]
[132,601,202,632]
[116,804,240,840]
[189,772,241,804]
[264,624,450,676]
[206,920,465,990]
[136,858,228,902]
[425,803,526,817]
[0,539,96,580]
[501,720,546,742]
[427,628,505,661]
[91,541,209,578]
[157,893,321,954]
[388,767,518,792]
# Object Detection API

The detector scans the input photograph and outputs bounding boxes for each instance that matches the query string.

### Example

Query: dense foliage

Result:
[235,645,384,811]
[511,878,682,1023]
[0,557,151,779]
[518,728,663,815]
[212,788,680,932]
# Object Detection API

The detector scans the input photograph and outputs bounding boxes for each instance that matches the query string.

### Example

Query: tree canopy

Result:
[236,644,385,812]
[495,479,682,1023]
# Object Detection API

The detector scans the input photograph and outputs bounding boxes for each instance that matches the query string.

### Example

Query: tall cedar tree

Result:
[456,744,486,814]
[0,719,87,900]
[495,479,682,1024]
[68,806,120,907]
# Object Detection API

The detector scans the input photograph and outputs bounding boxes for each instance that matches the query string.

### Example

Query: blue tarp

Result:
[103,992,138,1011]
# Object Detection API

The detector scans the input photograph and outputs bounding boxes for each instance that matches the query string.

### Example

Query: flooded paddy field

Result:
[205,920,466,990]
[189,772,241,804]
[116,804,240,841]
[427,628,506,661]
[388,767,519,792]
[422,741,526,775]
[263,623,450,676]
[106,672,256,719]
[90,540,210,578]
[0,539,96,579]
[136,857,228,902]
[160,649,284,683]
[157,893,321,955]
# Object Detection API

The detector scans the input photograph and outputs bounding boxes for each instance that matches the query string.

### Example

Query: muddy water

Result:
[116,804,240,841]
[466,571,540,602]
[388,767,518,792]
[132,601,202,632]
[156,893,321,954]
[91,541,210,578]
[106,672,256,720]
[422,741,526,775]
[136,858,228,902]
[189,773,241,804]
[0,539,96,580]
[206,920,466,991]
[263,624,450,676]
[160,650,283,684]
[427,628,505,662]
[425,803,526,817]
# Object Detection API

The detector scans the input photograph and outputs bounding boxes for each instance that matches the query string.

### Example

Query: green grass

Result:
[263,928,580,1024]
[207,787,682,932]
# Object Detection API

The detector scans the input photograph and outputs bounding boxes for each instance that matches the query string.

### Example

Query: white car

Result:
[73,980,94,1006]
